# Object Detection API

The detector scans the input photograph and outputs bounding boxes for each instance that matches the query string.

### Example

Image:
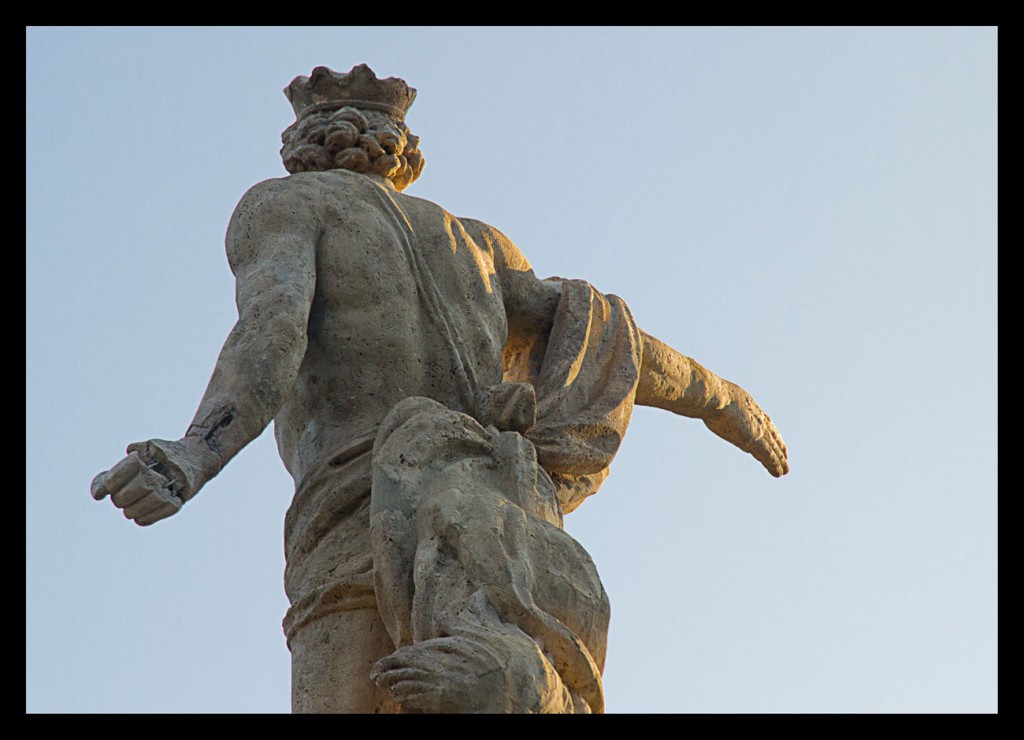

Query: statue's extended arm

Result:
[91,178,319,524]
[635,330,788,477]
[475,218,788,479]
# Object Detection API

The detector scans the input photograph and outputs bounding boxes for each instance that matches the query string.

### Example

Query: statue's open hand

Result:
[91,441,190,526]
[371,636,511,713]
[703,383,789,477]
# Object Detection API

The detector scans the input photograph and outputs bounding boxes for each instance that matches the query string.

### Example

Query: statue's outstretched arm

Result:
[91,178,319,524]
[460,216,788,478]
[635,331,789,477]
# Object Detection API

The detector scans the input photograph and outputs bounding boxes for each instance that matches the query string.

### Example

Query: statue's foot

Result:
[370,635,509,713]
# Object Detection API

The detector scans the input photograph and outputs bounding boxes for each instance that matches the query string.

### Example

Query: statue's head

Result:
[279,65,424,191]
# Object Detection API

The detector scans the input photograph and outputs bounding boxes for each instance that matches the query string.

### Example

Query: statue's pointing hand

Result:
[91,438,220,526]
[702,382,790,478]
[91,449,182,526]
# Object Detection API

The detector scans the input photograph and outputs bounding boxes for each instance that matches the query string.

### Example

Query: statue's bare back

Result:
[265,170,510,483]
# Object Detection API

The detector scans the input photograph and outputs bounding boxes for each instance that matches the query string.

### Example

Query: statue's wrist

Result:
[706,381,738,417]
[179,436,224,497]
[139,437,222,502]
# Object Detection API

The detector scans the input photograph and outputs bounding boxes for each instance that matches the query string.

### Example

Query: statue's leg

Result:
[368,397,608,712]
[370,484,590,713]
[289,607,404,713]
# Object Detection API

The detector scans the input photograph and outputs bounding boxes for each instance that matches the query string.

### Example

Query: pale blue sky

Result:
[27,27,997,713]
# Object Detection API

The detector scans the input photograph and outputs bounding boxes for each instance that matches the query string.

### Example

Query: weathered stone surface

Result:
[91,64,788,713]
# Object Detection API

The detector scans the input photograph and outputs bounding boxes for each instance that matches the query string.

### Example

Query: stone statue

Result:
[90,65,789,714]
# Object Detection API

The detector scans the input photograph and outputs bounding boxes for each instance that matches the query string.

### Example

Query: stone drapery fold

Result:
[367,281,640,712]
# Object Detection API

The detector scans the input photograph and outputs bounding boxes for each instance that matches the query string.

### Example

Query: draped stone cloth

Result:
[282,280,641,712]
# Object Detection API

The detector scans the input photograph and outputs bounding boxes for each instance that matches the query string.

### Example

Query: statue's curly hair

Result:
[279,106,424,191]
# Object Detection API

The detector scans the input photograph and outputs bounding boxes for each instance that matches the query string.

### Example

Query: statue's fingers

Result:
[134,498,183,527]
[770,440,786,468]
[755,449,777,476]
[93,452,145,500]
[752,438,784,477]
[111,485,147,509]
[769,430,789,472]
[372,666,432,686]
[111,466,171,508]
[758,421,782,453]
[122,489,175,521]
[386,682,434,704]
[373,670,437,701]
[91,472,110,500]
[371,653,412,678]
[765,444,789,477]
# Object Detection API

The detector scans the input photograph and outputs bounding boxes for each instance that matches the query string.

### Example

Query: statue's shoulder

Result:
[224,174,334,265]
[457,216,504,241]
[456,217,532,273]
[229,174,329,223]
[237,170,368,205]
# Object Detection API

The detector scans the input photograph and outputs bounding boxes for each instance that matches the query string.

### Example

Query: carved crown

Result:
[284,64,417,122]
